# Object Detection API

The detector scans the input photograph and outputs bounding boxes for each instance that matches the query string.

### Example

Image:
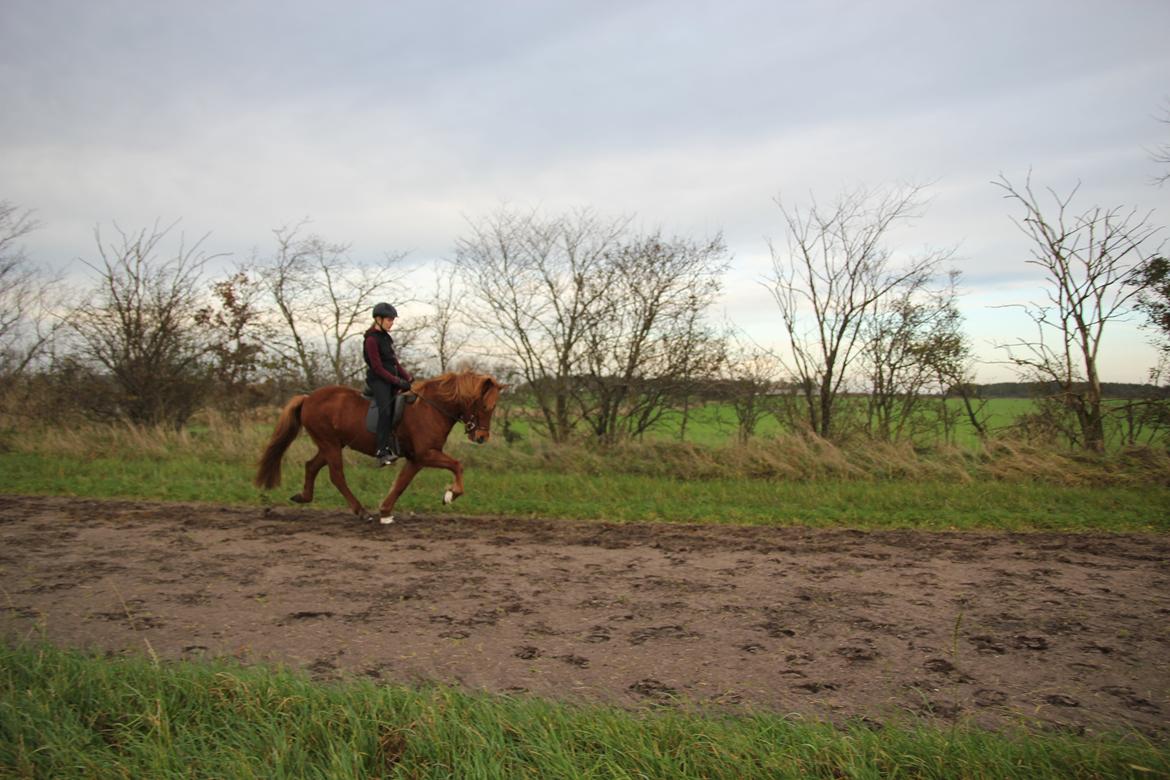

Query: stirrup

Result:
[377,449,399,467]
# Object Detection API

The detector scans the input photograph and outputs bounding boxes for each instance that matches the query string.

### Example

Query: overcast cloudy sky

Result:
[2,0,1167,381]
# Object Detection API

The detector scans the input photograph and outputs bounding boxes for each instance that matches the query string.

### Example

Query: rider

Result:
[363,302,413,466]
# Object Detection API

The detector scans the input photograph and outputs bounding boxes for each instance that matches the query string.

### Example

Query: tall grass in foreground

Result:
[2,643,1166,780]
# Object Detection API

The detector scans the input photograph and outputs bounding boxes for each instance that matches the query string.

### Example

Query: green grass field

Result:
[501,397,1022,447]
[1,396,1168,531]
[502,396,1162,450]
[1,448,1167,532]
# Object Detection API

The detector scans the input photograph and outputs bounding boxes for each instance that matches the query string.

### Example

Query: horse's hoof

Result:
[379,514,395,525]
[290,494,308,504]
[443,490,454,505]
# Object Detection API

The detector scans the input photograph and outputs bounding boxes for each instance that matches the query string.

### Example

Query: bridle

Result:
[415,392,484,436]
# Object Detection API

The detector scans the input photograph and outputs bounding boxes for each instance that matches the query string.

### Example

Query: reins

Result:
[413,391,480,435]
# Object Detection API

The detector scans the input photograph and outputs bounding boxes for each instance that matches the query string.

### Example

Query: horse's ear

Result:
[480,376,501,403]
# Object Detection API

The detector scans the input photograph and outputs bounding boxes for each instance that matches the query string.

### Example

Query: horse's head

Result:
[462,374,502,445]
[416,371,505,445]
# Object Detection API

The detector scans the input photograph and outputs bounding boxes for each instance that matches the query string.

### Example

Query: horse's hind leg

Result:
[323,445,369,519]
[291,450,327,504]
[377,460,422,524]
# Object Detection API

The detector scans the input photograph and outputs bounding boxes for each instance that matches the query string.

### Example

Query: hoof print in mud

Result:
[1044,694,1080,708]
[629,625,699,645]
[308,657,338,678]
[795,681,840,694]
[974,689,1008,707]
[918,700,963,719]
[629,678,677,701]
[836,645,878,662]
[583,626,612,643]
[285,610,334,621]
[1012,635,1050,651]
[755,621,796,638]
[1099,686,1162,714]
[969,635,1006,654]
[514,646,541,660]
[555,654,590,668]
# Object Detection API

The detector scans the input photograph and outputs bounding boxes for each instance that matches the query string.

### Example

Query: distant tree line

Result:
[967,382,1169,399]
[1,164,1167,451]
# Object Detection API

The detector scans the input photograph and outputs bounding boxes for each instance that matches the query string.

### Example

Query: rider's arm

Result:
[365,334,410,389]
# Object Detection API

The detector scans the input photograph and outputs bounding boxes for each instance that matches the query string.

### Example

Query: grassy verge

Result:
[2,642,1165,780]
[1,449,1168,532]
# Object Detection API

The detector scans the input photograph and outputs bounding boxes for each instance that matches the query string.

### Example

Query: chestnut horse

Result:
[254,370,501,524]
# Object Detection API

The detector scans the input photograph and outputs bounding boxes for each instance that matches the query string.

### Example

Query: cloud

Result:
[2,0,1167,381]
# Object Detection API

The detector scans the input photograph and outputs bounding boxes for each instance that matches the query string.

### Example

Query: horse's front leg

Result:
[434,451,464,505]
[415,449,464,504]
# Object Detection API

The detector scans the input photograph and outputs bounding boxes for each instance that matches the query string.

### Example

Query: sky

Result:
[1,0,1168,382]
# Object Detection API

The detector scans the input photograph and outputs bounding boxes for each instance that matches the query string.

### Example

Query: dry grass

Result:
[1,407,271,462]
[3,405,1167,487]
[462,429,1170,486]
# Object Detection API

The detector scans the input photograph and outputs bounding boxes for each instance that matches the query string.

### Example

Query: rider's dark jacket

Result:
[363,327,412,390]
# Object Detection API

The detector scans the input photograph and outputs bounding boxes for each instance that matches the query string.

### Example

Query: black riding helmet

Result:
[372,302,398,319]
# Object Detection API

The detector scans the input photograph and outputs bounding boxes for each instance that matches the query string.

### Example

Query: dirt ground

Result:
[1,494,1167,738]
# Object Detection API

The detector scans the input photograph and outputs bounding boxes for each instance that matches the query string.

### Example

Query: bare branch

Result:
[763,183,947,439]
[73,220,226,427]
[253,220,411,386]
[993,173,1165,451]
[0,201,62,383]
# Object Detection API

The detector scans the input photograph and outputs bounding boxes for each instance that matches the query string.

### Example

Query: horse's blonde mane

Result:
[414,370,500,406]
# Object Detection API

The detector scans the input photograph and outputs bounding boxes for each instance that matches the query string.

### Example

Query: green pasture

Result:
[1,444,1167,532]
[2,391,1169,532]
[3,642,1166,780]
[502,397,1156,449]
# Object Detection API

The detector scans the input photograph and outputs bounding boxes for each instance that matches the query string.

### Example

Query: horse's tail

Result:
[254,394,308,489]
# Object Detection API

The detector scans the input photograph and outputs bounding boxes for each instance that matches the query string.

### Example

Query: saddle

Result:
[362,386,417,434]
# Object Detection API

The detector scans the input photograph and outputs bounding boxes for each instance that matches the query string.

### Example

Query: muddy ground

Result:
[1,494,1167,737]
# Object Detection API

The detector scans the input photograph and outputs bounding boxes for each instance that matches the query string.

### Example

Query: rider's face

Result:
[378,316,396,331]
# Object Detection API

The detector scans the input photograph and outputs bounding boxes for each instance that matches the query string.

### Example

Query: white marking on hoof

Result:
[443,490,454,505]
[379,514,395,525]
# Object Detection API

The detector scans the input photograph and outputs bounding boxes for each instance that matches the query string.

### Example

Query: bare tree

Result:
[765,183,946,440]
[862,267,962,442]
[721,336,783,443]
[454,208,628,443]
[671,307,727,442]
[1133,255,1169,357]
[254,221,411,386]
[994,174,1164,451]
[252,221,319,384]
[575,232,728,443]
[195,270,270,412]
[422,263,464,374]
[930,325,990,444]
[0,202,61,383]
[75,221,224,427]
